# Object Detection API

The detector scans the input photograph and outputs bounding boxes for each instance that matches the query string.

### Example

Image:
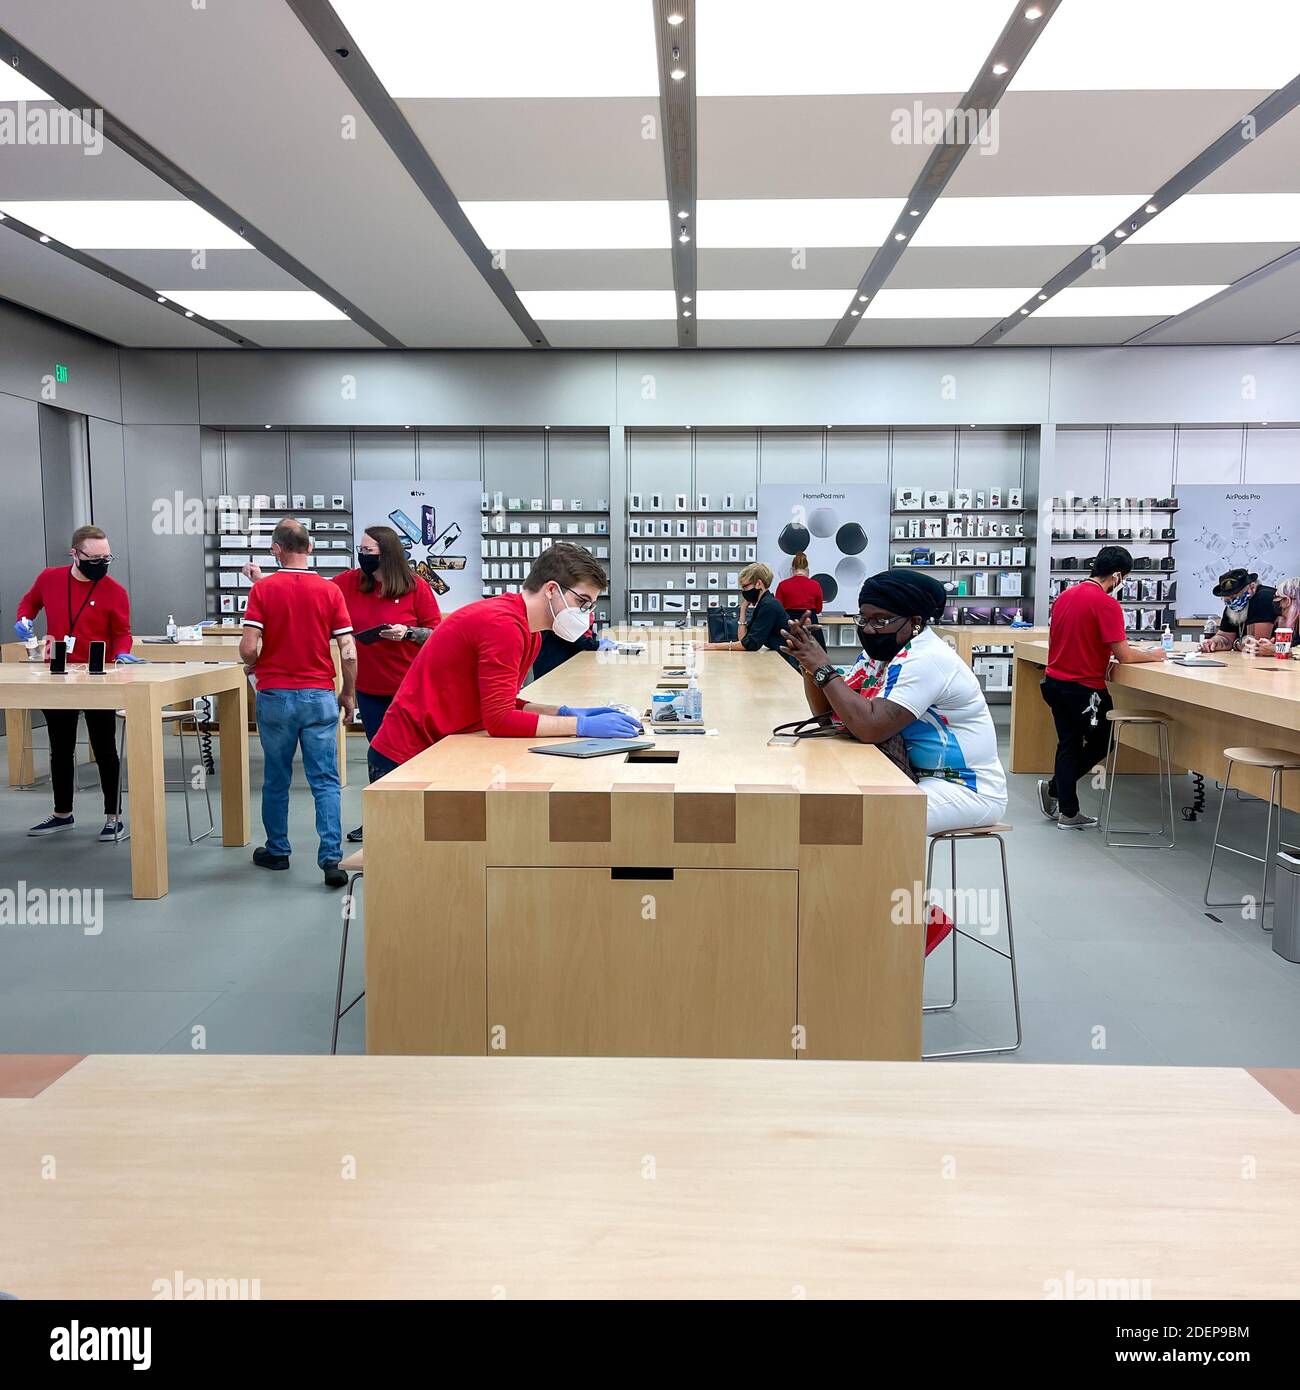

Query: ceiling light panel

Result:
[696,290,862,319]
[0,69,51,101]
[864,287,1037,318]
[459,201,670,250]
[1125,194,1300,243]
[0,200,247,250]
[328,0,659,97]
[912,196,1147,246]
[1034,285,1227,317]
[517,290,678,320]
[1012,0,1300,90]
[696,0,1012,95]
[697,199,905,247]
[159,290,349,321]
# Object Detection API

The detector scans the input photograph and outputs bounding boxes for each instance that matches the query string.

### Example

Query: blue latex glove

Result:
[575,710,643,738]
[14,618,34,641]
[596,636,619,650]
[559,704,620,717]
[114,653,145,665]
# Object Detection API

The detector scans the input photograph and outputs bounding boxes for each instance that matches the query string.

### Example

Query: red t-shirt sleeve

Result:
[1097,594,1127,645]
[17,573,45,621]
[109,586,133,659]
[414,581,441,631]
[329,585,354,636]
[477,624,540,737]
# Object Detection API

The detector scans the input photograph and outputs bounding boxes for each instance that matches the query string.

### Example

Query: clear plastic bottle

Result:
[165,613,177,641]
[686,673,701,721]
[1161,623,1174,654]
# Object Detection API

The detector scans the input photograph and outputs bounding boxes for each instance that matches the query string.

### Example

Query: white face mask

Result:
[548,584,591,642]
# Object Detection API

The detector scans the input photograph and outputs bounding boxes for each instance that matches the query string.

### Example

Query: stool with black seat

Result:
[1204,746,1300,930]
[922,822,1022,1059]
[331,848,365,1054]
[1102,708,1175,849]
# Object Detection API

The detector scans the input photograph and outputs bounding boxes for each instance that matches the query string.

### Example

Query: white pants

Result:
[920,776,1006,835]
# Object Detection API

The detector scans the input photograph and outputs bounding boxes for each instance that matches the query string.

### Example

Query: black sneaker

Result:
[322,861,348,889]
[1037,780,1059,821]
[28,814,74,837]
[99,819,129,843]
[346,825,364,843]
[253,846,290,870]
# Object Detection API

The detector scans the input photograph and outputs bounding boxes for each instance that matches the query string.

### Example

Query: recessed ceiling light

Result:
[992,62,1008,75]
[39,235,50,243]
[682,310,692,317]
[1145,204,1158,214]
[460,200,669,250]
[696,289,863,319]
[894,232,907,241]
[857,294,868,302]
[667,11,684,24]
[184,310,194,318]
[1024,5,1042,17]
[677,228,691,243]
[1113,228,1127,238]
[1011,0,1300,90]
[328,0,660,97]
[670,67,686,81]
[913,194,1144,247]
[908,208,920,217]
[157,295,167,303]
[863,287,1036,318]
[697,197,903,248]
[264,424,272,430]
[1035,284,1227,317]
[681,295,692,303]
[1037,293,1047,300]
[0,69,50,100]
[516,290,677,320]
[158,290,349,320]
[405,424,412,429]
[0,200,247,250]
[1018,307,1030,314]
[850,309,860,316]
[676,210,689,219]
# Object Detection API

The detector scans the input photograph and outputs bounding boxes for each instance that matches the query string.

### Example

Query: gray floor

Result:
[0,711,1297,1065]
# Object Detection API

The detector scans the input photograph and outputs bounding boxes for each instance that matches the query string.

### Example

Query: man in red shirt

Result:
[369,542,641,775]
[240,519,358,887]
[16,524,136,841]
[1040,546,1165,828]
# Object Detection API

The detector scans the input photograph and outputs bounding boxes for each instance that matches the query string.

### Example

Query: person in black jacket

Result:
[696,562,791,659]
[530,626,617,681]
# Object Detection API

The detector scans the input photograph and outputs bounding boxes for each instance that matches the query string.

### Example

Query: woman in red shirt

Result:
[328,524,441,839]
[774,552,825,644]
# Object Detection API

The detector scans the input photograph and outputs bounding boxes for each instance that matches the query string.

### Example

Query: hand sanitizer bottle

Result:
[1161,623,1174,654]
[166,614,177,641]
[686,672,701,721]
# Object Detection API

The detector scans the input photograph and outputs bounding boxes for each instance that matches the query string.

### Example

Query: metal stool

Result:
[1204,746,1300,929]
[922,822,1022,1059]
[113,706,215,844]
[332,849,365,1054]
[1103,708,1175,849]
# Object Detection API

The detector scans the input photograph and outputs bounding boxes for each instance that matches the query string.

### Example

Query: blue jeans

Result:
[356,690,394,783]
[256,688,342,866]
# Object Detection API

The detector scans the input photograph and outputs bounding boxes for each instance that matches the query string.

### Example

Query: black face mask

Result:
[76,557,109,582]
[357,552,382,576]
[741,587,763,605]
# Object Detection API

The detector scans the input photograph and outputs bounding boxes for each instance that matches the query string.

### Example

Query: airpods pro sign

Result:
[1176,484,1299,619]
[758,485,890,609]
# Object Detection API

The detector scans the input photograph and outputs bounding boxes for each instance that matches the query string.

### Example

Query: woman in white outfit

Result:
[782,568,1007,835]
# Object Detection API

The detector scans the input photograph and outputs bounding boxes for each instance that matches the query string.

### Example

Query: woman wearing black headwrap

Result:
[782,569,1007,834]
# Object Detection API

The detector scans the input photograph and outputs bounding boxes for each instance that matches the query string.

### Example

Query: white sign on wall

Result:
[758,484,891,611]
[351,479,482,613]
[1175,484,1299,618]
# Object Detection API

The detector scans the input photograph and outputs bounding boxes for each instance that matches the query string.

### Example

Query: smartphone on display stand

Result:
[421,505,437,546]
[388,509,422,544]
[48,640,68,675]
[432,520,461,552]
[87,640,106,675]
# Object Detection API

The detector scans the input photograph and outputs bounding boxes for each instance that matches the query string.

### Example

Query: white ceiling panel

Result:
[849,318,995,347]
[913,196,1147,248]
[1001,316,1169,345]
[503,250,673,292]
[1139,257,1300,343]
[461,202,669,251]
[696,321,839,347]
[0,106,171,198]
[0,199,248,249]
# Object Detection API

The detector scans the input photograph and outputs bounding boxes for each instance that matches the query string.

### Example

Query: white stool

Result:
[113,706,215,844]
[1103,708,1175,849]
[332,849,365,1054]
[922,823,1022,1059]
[1204,746,1300,929]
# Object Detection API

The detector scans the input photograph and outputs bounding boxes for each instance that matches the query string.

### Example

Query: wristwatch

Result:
[812,663,839,688]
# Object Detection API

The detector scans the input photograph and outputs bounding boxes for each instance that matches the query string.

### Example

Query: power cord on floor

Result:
[1181,770,1206,822]
[194,697,216,778]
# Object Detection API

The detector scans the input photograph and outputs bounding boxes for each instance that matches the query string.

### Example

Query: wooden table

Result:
[1012,638,1300,808]
[4,634,347,787]
[0,1053,1295,1299]
[364,644,928,1061]
[819,616,1047,668]
[0,660,250,898]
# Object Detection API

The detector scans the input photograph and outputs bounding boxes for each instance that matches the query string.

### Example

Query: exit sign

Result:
[54,363,69,383]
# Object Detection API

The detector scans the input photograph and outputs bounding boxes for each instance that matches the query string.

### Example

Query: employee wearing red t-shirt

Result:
[15,524,136,842]
[774,552,825,645]
[369,542,640,776]
[330,524,441,841]
[1040,546,1165,829]
[240,519,358,888]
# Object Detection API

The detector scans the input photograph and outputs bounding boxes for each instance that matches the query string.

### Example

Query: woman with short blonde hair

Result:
[697,561,790,657]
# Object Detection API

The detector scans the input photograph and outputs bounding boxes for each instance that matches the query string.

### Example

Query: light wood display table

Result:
[819,617,1047,668]
[4,634,347,788]
[1012,638,1300,809]
[364,643,928,1061]
[0,659,250,898]
[0,1053,1295,1299]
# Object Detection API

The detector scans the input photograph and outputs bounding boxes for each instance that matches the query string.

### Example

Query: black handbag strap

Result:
[770,712,844,740]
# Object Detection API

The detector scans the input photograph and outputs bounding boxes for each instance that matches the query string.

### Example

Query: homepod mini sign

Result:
[759,485,890,609]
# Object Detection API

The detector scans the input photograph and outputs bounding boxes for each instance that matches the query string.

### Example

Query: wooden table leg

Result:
[6,706,35,786]
[125,689,168,899]
[216,681,251,847]
[1010,657,1056,773]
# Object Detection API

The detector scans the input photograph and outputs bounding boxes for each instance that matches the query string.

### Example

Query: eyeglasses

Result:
[561,584,598,613]
[854,614,908,635]
[75,550,114,564]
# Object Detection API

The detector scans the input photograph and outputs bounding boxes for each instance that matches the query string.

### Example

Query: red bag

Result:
[925,904,955,956]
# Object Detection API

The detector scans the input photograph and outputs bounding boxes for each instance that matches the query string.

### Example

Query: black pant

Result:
[1039,677,1112,818]
[43,708,120,816]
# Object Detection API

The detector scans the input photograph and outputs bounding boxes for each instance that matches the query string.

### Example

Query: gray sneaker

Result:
[1057,812,1099,830]
[1037,780,1059,820]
